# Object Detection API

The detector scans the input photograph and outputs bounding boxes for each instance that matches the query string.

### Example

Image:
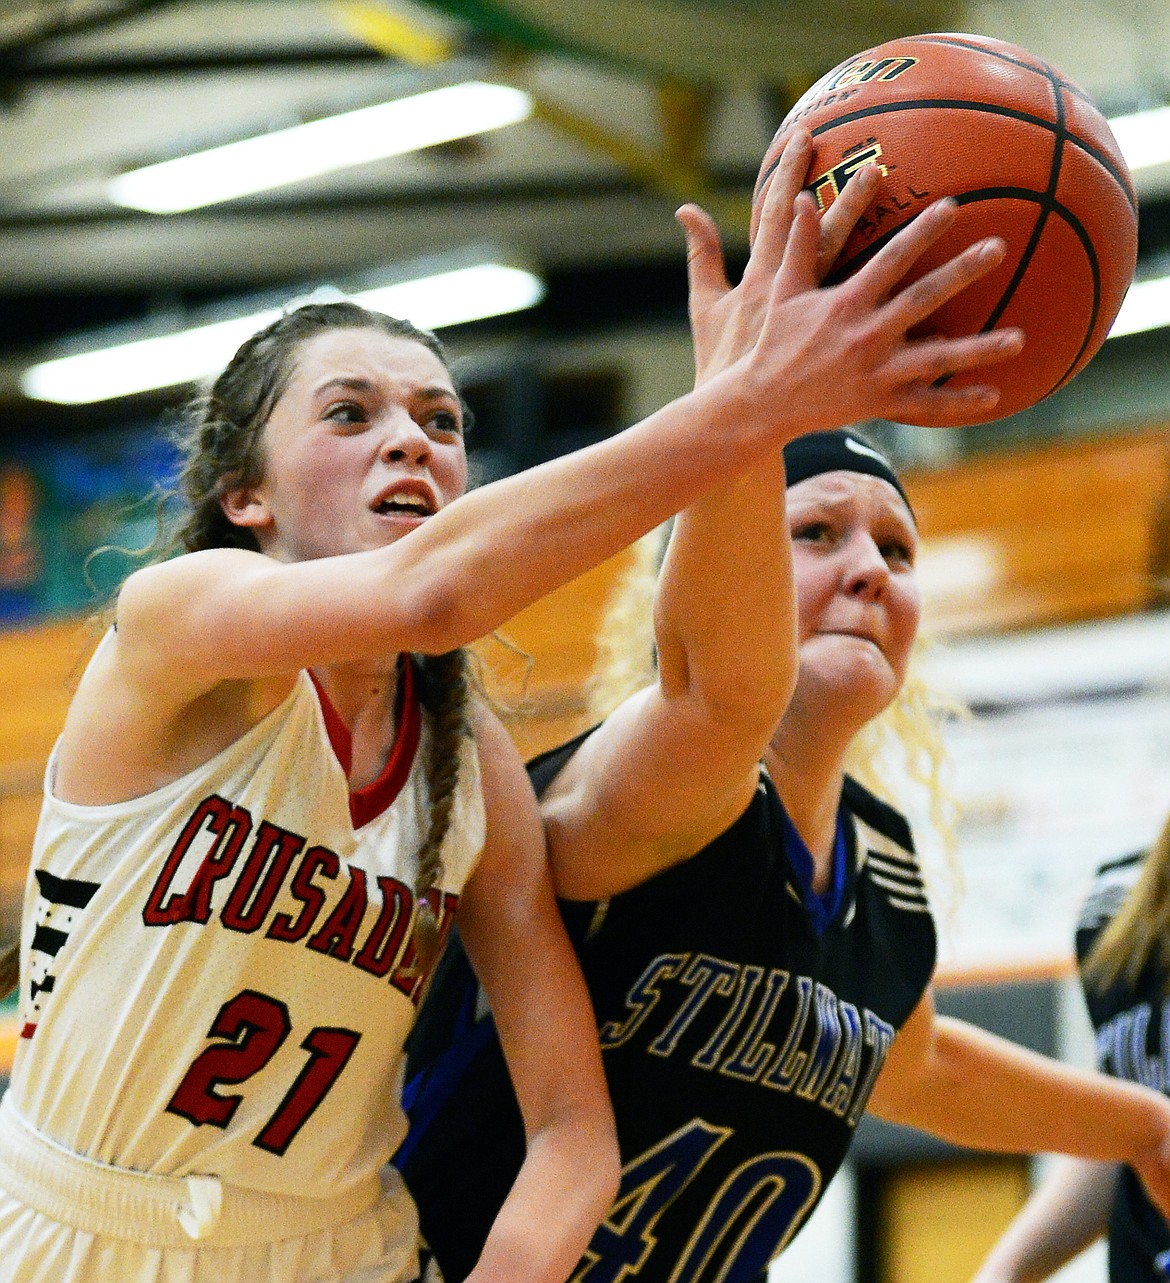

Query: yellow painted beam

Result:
[329,1,455,66]
[528,86,750,234]
[329,7,755,229]
[659,78,712,172]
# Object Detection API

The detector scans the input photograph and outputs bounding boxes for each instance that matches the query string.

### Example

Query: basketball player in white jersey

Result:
[0,133,1029,1283]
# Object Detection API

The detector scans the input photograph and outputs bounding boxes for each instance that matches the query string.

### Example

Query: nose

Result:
[841,533,890,601]
[377,408,431,466]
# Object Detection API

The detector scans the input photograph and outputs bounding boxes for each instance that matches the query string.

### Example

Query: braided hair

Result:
[411,648,473,971]
[194,301,473,958]
[0,303,476,1002]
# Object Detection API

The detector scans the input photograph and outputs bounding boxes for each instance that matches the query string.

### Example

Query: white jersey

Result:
[8,649,484,1203]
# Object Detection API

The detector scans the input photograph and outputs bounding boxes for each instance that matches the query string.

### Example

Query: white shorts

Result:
[0,1094,419,1283]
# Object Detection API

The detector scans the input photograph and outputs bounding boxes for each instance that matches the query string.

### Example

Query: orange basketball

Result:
[754,32,1137,424]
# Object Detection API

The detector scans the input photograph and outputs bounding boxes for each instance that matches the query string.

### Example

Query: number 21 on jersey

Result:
[167,988,361,1155]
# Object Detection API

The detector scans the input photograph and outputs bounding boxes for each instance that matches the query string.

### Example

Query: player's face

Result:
[242,328,468,562]
[788,471,921,723]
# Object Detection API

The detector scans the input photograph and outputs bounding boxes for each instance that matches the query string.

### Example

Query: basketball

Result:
[753,32,1138,424]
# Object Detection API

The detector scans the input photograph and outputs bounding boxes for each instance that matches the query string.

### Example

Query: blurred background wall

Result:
[2,3,1170,1280]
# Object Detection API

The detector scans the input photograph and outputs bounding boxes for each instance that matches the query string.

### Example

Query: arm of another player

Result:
[455,705,620,1283]
[544,136,832,898]
[118,154,1022,701]
[868,990,1170,1218]
[548,136,1021,900]
[970,1157,1117,1283]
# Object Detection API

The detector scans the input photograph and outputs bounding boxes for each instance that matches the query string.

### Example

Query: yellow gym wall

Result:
[869,1158,1033,1283]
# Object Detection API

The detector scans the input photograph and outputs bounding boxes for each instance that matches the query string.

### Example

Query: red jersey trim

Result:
[308,658,422,830]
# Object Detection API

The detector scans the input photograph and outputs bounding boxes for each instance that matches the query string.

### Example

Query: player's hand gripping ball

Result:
[755,32,1138,424]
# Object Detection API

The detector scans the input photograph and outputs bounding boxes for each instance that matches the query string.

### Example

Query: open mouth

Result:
[373,490,434,518]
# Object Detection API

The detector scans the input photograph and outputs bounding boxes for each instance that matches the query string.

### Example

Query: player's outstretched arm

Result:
[455,706,619,1283]
[117,152,1023,710]
[547,135,1022,901]
[543,134,826,898]
[867,991,1170,1220]
[970,1157,1116,1283]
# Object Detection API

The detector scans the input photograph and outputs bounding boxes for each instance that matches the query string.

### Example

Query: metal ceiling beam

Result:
[0,168,756,231]
[0,0,174,57]
[0,47,393,80]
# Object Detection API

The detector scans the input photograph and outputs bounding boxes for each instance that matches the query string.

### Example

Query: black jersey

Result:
[1076,853,1170,1283]
[397,731,937,1283]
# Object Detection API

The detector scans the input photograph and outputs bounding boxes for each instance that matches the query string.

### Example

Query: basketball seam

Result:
[829,188,1093,270]
[1048,201,1103,391]
[905,35,1099,110]
[898,33,1098,110]
[797,100,1135,214]
[767,37,1123,417]
[977,60,1066,337]
[970,57,1104,394]
[826,186,1101,405]
[903,35,1066,88]
[865,37,1131,199]
[905,38,1121,184]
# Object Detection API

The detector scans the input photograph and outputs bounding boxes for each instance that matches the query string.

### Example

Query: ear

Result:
[219,482,273,532]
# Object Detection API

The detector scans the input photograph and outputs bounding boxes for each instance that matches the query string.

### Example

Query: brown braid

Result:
[0,940,17,1001]
[83,302,476,985]
[411,648,473,972]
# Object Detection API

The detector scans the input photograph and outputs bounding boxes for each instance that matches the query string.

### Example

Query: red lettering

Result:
[352,876,413,978]
[143,796,251,926]
[308,867,369,961]
[180,805,252,923]
[266,846,339,942]
[221,822,306,934]
[166,990,291,1128]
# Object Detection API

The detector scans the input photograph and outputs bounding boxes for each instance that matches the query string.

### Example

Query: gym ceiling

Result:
[1,0,1168,432]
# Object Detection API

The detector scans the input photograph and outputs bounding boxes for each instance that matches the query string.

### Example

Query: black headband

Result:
[783,429,914,520]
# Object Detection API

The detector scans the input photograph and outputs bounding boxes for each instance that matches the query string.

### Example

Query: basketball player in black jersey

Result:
[976,813,1170,1283]
[397,140,1170,1283]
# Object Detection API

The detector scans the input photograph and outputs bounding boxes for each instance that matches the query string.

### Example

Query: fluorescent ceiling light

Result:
[1104,102,1170,339]
[357,263,544,330]
[107,81,533,213]
[1108,273,1170,339]
[1108,104,1170,173]
[21,264,545,405]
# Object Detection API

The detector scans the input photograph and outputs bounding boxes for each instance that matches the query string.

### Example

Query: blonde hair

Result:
[842,634,966,901]
[586,528,665,721]
[585,528,964,887]
[1082,810,1170,996]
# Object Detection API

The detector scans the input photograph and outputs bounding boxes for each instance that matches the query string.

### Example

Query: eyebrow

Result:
[313,375,373,397]
[312,376,459,402]
[791,491,915,528]
[418,386,460,403]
